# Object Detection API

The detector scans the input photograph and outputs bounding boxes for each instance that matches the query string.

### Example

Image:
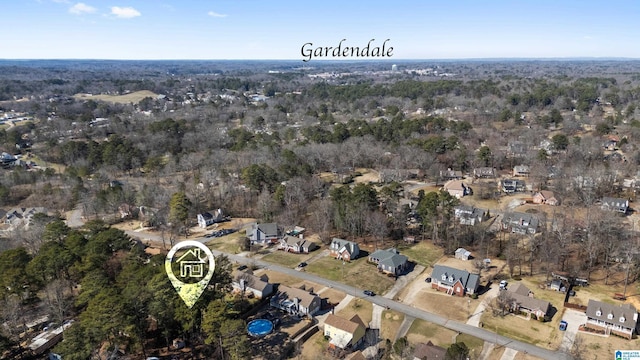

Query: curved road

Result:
[126,231,571,360]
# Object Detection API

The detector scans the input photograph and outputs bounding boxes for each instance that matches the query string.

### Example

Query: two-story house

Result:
[454,205,489,225]
[249,223,281,245]
[501,212,539,234]
[329,238,360,262]
[323,314,367,350]
[270,285,321,317]
[430,264,480,296]
[585,300,639,339]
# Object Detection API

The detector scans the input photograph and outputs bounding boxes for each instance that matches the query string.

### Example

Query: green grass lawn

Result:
[261,250,312,268]
[305,256,396,295]
[397,241,444,268]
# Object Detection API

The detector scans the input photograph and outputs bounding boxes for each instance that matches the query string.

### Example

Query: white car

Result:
[499,280,508,290]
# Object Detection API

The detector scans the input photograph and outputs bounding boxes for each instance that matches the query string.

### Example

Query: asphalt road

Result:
[128,231,572,360]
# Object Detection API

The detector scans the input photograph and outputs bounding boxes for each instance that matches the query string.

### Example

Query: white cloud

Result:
[69,2,96,14]
[207,11,228,18]
[111,6,141,19]
[52,0,71,3]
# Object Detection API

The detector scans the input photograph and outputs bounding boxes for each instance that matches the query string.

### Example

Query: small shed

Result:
[455,248,471,261]
[550,279,562,291]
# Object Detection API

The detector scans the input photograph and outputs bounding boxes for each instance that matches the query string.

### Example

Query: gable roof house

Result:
[443,180,471,199]
[323,314,367,350]
[532,191,560,206]
[454,205,489,226]
[368,248,408,276]
[4,207,47,228]
[231,272,274,299]
[278,235,317,254]
[501,179,525,193]
[330,238,360,262]
[249,223,281,245]
[440,168,463,180]
[430,264,480,296]
[506,283,551,320]
[501,212,539,234]
[413,341,446,360]
[513,165,530,177]
[585,300,639,339]
[601,197,629,214]
[473,167,496,178]
[270,284,321,317]
[197,209,225,228]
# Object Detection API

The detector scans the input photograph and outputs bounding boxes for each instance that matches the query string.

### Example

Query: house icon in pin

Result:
[177,248,207,278]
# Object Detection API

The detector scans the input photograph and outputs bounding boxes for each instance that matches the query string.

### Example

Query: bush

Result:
[470,293,478,299]
[512,275,522,281]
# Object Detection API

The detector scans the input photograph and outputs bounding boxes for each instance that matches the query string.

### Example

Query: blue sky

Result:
[2,0,640,60]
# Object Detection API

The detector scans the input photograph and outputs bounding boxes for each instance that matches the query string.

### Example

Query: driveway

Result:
[559,309,586,353]
[467,285,500,327]
[128,232,571,360]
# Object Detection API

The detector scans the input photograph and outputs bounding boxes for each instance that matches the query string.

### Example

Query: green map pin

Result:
[165,240,216,308]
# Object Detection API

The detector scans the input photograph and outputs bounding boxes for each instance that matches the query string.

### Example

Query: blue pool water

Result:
[247,319,274,337]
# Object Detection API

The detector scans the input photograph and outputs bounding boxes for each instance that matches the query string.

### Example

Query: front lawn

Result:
[397,241,444,268]
[262,250,313,268]
[305,256,395,296]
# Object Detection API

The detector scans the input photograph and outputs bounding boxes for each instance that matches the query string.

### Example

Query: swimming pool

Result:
[247,319,274,337]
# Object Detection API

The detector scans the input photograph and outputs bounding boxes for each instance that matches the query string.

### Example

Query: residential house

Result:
[501,179,525,193]
[506,283,551,320]
[4,207,47,228]
[455,248,471,261]
[232,271,274,299]
[443,180,471,199]
[330,238,360,262]
[439,168,463,180]
[473,167,496,178]
[532,191,560,206]
[585,299,639,339]
[454,205,489,225]
[323,314,367,350]
[270,285,321,317]
[513,165,530,177]
[430,264,480,296]
[368,248,409,276]
[278,235,317,254]
[249,223,281,245]
[501,212,539,234]
[603,139,619,151]
[507,141,528,157]
[197,209,225,228]
[601,197,629,214]
[413,341,446,360]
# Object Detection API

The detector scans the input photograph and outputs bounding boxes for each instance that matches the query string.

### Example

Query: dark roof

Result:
[414,341,446,359]
[586,299,638,329]
[369,248,408,268]
[502,211,539,232]
[431,264,480,292]
[507,283,550,314]
[257,223,279,236]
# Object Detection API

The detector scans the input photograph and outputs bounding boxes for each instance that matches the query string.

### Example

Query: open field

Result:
[336,297,373,326]
[74,90,159,104]
[404,286,478,322]
[406,319,457,348]
[304,256,396,296]
[353,168,380,183]
[205,231,246,253]
[253,269,300,286]
[380,309,404,341]
[396,241,444,268]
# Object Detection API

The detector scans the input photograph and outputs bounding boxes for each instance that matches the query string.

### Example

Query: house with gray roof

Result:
[501,211,539,234]
[430,264,480,296]
[249,223,281,245]
[454,205,489,225]
[585,300,639,339]
[506,283,551,320]
[231,271,274,299]
[368,248,408,276]
[278,235,317,254]
[601,197,629,214]
[473,167,496,178]
[270,284,321,317]
[329,238,360,262]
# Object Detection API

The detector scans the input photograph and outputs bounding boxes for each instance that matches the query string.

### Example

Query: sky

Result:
[2,0,640,60]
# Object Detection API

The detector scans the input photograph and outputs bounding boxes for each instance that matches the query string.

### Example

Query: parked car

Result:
[425,277,432,283]
[363,290,375,296]
[499,280,508,290]
[238,265,248,271]
[298,262,307,268]
[559,320,568,331]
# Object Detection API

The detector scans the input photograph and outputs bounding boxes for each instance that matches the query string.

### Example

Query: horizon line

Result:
[1,57,640,62]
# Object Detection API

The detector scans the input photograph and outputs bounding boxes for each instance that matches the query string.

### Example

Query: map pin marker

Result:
[165,240,216,308]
